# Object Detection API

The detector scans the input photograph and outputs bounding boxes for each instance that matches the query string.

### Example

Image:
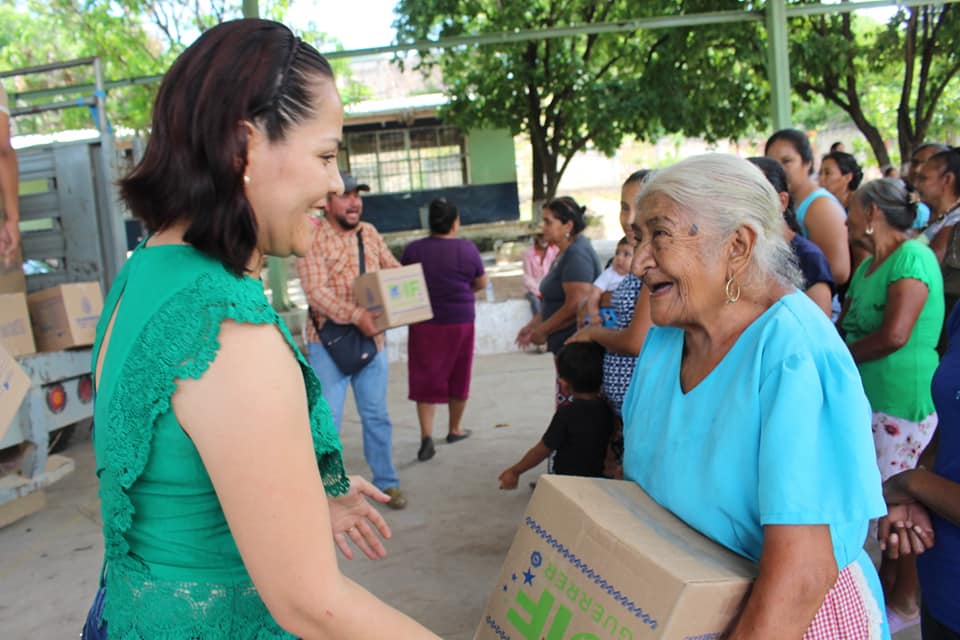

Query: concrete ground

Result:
[0,350,557,638]
[0,349,924,639]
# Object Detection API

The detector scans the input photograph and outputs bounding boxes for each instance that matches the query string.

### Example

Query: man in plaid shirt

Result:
[296,172,407,509]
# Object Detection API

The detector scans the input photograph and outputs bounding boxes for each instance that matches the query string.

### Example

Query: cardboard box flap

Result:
[544,476,756,584]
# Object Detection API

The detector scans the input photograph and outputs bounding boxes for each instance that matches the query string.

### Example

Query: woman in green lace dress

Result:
[84,19,439,639]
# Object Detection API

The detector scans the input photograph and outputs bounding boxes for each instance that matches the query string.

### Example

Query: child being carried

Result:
[581,236,633,328]
[498,342,614,489]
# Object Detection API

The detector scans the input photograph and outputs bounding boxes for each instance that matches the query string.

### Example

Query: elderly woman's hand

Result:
[328,475,392,560]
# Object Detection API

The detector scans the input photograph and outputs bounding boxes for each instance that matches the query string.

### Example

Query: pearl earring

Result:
[243,175,251,185]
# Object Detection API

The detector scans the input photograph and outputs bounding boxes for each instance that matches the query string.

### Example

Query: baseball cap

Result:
[340,171,370,194]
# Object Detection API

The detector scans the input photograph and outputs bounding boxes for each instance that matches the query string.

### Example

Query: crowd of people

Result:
[64,16,960,640]
[503,135,960,639]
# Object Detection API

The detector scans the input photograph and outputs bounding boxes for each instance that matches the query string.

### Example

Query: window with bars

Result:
[343,125,467,193]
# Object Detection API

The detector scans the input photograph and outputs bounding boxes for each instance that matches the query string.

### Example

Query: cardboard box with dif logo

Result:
[27,282,103,352]
[354,264,433,332]
[0,342,30,443]
[475,476,756,640]
[0,292,36,356]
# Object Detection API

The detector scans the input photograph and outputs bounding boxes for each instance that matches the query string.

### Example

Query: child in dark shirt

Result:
[498,342,614,489]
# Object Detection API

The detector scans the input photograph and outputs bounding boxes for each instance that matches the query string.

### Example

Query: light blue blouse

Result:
[795,187,842,237]
[622,291,885,571]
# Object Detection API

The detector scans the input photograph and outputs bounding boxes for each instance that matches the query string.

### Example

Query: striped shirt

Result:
[295,215,400,349]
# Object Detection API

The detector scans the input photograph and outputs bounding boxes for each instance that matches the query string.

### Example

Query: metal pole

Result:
[93,57,128,291]
[240,0,294,310]
[766,0,792,130]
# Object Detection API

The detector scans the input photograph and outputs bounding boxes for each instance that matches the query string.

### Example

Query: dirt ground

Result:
[0,351,559,638]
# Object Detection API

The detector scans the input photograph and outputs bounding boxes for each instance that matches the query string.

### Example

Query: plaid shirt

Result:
[296,216,400,349]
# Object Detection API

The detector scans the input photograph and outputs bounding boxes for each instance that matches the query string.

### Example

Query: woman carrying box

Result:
[621,154,889,638]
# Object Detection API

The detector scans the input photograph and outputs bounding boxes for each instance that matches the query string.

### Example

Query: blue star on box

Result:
[522,568,535,586]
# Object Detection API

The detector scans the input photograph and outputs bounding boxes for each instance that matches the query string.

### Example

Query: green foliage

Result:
[790,3,960,167]
[0,0,365,134]
[394,0,768,200]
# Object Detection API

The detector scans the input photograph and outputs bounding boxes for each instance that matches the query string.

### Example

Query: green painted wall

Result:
[466,128,517,185]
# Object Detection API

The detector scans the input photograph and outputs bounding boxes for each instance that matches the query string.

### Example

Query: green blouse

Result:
[842,239,944,421]
[92,243,349,639]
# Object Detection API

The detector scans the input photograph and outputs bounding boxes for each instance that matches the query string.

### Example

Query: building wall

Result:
[466,128,517,185]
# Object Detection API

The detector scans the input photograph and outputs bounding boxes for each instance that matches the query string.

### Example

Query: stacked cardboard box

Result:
[27,282,103,352]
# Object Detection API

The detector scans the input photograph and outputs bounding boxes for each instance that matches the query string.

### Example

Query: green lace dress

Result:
[91,243,349,639]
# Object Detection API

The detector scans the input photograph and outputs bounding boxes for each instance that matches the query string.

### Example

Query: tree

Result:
[393,0,768,205]
[790,4,960,167]
[1,0,367,134]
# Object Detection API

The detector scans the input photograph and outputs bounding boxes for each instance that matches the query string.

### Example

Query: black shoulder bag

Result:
[310,229,378,375]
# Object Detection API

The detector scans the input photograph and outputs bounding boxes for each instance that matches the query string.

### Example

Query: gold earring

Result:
[725,276,741,304]
[243,174,251,185]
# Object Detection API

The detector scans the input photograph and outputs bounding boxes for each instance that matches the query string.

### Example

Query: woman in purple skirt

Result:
[401,199,486,461]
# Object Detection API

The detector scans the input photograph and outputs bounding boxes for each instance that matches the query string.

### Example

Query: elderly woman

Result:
[622,154,889,638]
[517,196,601,403]
[401,198,485,461]
[840,178,944,630]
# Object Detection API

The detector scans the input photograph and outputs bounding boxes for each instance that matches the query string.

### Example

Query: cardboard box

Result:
[0,292,35,356]
[27,282,103,352]
[0,247,26,294]
[476,476,756,640]
[0,343,30,443]
[355,264,433,332]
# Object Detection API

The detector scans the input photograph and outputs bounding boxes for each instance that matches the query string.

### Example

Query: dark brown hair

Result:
[120,19,335,275]
[428,198,459,235]
[544,196,588,235]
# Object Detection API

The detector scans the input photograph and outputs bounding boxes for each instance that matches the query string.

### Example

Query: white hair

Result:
[637,153,802,290]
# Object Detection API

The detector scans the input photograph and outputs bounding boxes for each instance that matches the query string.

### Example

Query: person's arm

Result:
[805,282,833,318]
[726,525,837,640]
[498,440,552,490]
[295,248,379,337]
[0,102,20,268]
[516,313,542,347]
[583,285,604,326]
[885,468,960,528]
[930,223,955,264]
[372,227,401,270]
[521,248,540,295]
[847,278,928,363]
[804,200,850,285]
[173,321,438,639]
[471,273,488,293]
[532,280,593,344]
[567,286,652,355]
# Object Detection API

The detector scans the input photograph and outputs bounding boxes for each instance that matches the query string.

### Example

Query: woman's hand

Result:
[516,318,540,347]
[878,502,935,559]
[529,326,546,345]
[328,476,392,560]
[565,325,597,345]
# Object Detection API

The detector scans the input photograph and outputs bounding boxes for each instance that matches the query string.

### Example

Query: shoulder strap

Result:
[357,230,365,275]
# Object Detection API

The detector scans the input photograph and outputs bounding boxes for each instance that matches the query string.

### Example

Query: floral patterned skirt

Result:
[872,411,937,482]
